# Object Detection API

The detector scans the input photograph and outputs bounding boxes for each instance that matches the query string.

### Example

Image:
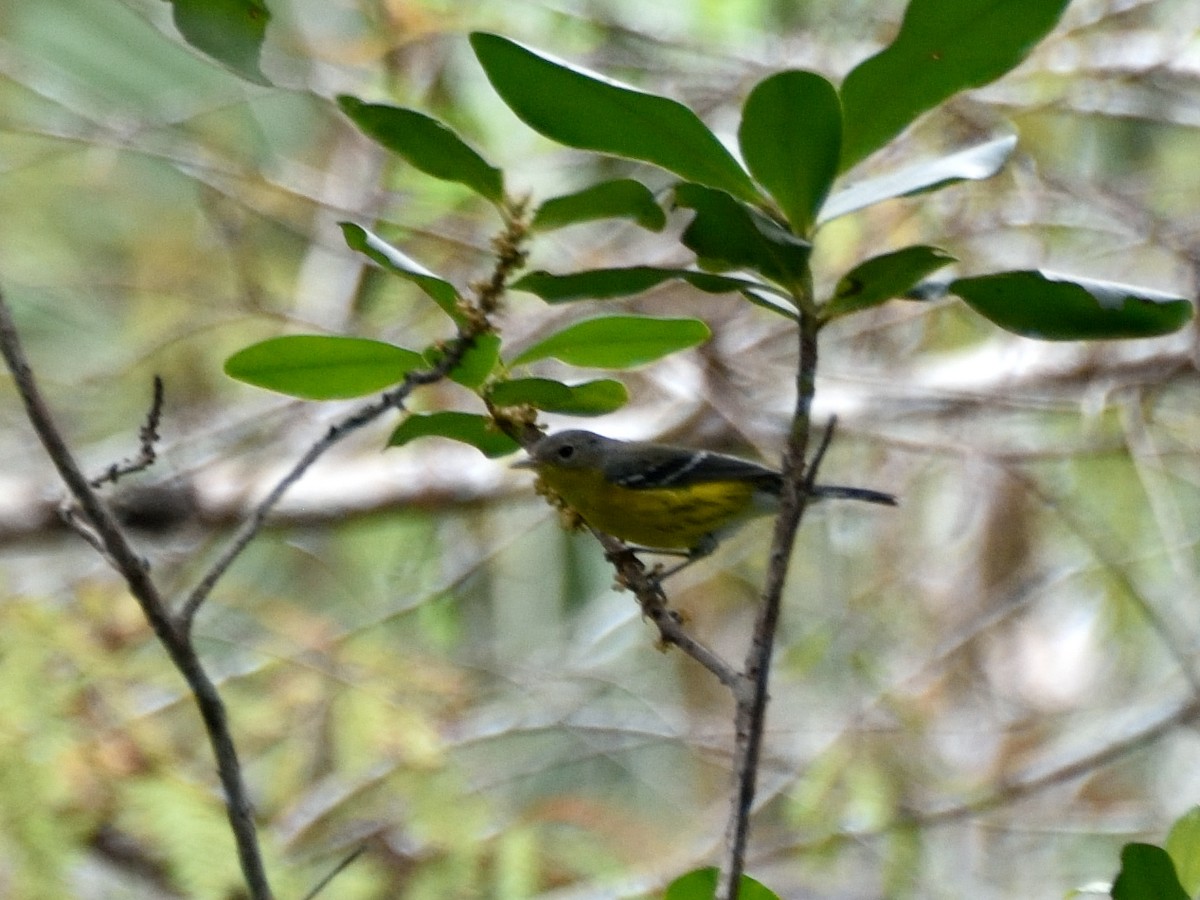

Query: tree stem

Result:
[718,308,821,900]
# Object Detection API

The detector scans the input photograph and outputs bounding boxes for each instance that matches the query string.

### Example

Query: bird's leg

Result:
[649,533,719,582]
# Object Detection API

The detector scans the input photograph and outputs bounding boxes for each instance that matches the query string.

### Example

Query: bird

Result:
[514,429,896,567]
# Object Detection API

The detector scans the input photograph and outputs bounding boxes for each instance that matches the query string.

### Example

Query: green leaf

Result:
[388,412,520,458]
[824,245,956,319]
[511,267,765,303]
[224,335,423,399]
[1166,807,1200,897]
[675,183,811,287]
[340,222,463,322]
[166,0,270,86]
[820,134,1016,224]
[510,315,710,368]
[664,867,780,900]
[470,32,760,203]
[487,377,628,415]
[739,70,841,234]
[1112,844,1189,900]
[951,270,1193,341]
[532,179,666,232]
[424,333,501,389]
[336,96,504,203]
[840,0,1070,170]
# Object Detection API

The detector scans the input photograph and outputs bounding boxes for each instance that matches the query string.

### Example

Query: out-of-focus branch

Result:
[768,693,1200,861]
[0,470,526,546]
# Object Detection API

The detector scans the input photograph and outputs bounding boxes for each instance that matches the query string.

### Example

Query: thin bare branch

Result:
[597,533,745,694]
[803,416,837,494]
[89,375,165,488]
[0,287,273,900]
[301,845,367,900]
[177,384,412,631]
[179,201,531,631]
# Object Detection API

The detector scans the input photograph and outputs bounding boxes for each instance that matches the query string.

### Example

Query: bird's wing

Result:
[604,443,779,490]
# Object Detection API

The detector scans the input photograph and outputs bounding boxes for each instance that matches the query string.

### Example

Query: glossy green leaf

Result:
[340,222,463,322]
[470,32,759,203]
[739,70,841,234]
[952,270,1193,340]
[664,867,779,900]
[424,333,501,389]
[337,96,504,203]
[510,315,710,368]
[166,0,270,86]
[1165,806,1200,897]
[511,267,765,303]
[820,134,1016,224]
[388,412,520,458]
[224,335,423,399]
[675,183,811,287]
[1112,844,1189,900]
[532,179,666,232]
[840,0,1069,170]
[487,377,628,415]
[824,245,955,319]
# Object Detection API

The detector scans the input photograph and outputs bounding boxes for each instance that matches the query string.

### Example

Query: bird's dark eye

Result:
[557,444,575,460]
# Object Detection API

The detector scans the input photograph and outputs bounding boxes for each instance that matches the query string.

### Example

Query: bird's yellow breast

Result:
[535,465,760,550]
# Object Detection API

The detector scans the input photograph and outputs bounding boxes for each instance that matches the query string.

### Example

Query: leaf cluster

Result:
[222,8,1191,463]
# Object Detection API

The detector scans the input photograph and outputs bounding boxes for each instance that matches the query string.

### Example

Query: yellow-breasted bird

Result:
[515,429,896,563]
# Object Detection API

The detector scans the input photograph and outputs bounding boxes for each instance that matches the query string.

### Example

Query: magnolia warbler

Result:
[515,429,896,563]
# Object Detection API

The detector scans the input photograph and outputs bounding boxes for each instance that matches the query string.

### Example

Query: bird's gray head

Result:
[517,430,617,470]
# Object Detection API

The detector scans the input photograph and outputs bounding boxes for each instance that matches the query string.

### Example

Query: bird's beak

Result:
[511,458,535,469]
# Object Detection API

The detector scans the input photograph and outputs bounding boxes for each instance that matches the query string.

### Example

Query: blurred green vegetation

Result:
[2,0,1200,897]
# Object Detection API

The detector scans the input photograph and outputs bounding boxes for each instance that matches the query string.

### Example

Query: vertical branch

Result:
[718,308,821,900]
[0,208,532,897]
[0,288,274,899]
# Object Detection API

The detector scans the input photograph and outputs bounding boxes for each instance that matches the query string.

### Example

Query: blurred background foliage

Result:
[2,0,1200,897]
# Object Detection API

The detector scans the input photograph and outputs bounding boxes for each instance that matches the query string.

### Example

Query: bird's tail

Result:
[811,484,898,506]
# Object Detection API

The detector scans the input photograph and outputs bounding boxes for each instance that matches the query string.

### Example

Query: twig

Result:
[597,533,745,693]
[802,416,837,495]
[89,375,165,487]
[0,287,274,900]
[718,309,823,900]
[59,503,119,561]
[179,203,531,632]
[301,844,367,900]
[178,383,415,631]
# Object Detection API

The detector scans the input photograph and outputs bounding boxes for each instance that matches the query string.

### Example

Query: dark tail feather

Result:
[811,484,898,506]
